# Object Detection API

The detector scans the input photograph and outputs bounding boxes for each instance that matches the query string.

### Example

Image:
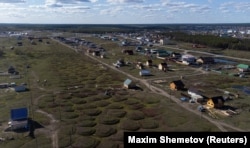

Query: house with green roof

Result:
[237,64,249,72]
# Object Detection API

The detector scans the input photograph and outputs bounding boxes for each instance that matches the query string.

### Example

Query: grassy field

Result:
[0,34,249,148]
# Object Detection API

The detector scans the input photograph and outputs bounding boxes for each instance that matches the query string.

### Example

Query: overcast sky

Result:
[0,0,249,24]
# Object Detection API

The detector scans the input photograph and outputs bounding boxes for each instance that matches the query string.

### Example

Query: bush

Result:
[95,125,117,137]
[127,111,145,120]
[107,110,127,118]
[120,119,140,131]
[98,116,120,125]
[84,109,102,116]
[77,120,97,127]
[139,119,159,129]
[76,127,96,136]
[72,136,100,148]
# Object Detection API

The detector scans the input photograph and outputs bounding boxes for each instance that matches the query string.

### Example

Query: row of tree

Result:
[161,32,250,51]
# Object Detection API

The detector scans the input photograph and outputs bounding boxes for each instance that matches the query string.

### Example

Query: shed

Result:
[139,70,151,76]
[14,85,27,92]
[123,79,135,89]
[170,80,185,91]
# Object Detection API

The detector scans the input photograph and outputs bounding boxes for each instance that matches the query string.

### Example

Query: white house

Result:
[181,54,196,65]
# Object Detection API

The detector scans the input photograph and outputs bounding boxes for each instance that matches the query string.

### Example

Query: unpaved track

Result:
[83,48,246,132]
[29,70,59,148]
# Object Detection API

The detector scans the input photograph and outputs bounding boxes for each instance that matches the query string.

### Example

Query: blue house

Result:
[8,107,29,130]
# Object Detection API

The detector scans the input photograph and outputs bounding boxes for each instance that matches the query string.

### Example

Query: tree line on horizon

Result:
[161,32,250,51]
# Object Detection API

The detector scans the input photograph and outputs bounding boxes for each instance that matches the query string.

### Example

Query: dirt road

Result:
[52,37,247,132]
[84,49,245,132]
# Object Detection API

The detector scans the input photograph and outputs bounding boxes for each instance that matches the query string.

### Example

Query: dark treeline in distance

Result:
[160,32,250,51]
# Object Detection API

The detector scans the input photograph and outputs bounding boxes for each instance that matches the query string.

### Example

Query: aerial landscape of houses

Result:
[0,23,250,147]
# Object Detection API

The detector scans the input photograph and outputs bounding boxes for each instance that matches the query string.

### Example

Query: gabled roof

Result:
[124,79,132,85]
[10,107,28,120]
[237,64,249,69]
[171,80,185,87]
[211,96,225,103]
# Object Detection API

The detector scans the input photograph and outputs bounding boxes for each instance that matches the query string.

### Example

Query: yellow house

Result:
[170,80,185,91]
[207,96,225,108]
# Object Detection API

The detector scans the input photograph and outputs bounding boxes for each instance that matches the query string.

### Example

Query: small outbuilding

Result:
[123,78,136,89]
[14,85,27,92]
[139,70,151,76]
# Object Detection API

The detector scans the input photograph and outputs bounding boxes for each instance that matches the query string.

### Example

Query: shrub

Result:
[120,119,140,131]
[98,116,120,125]
[95,125,117,137]
[139,119,159,129]
[76,127,96,136]
[107,110,127,118]
[127,111,145,120]
[72,137,100,148]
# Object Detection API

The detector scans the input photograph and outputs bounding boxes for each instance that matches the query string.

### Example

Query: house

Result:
[14,85,27,92]
[113,59,125,67]
[188,88,204,101]
[8,66,16,74]
[207,96,225,108]
[136,62,144,69]
[122,49,134,55]
[123,79,135,89]
[8,107,29,130]
[196,57,215,65]
[139,70,151,76]
[92,50,101,56]
[158,62,168,72]
[170,80,185,91]
[237,64,249,72]
[0,83,9,89]
[181,54,196,65]
[170,52,182,59]
[145,60,153,66]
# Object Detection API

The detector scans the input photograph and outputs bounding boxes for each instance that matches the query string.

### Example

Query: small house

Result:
[146,60,153,66]
[196,57,215,65]
[8,107,29,130]
[207,96,225,108]
[170,80,185,91]
[14,85,27,92]
[181,54,196,65]
[8,66,16,74]
[122,49,134,55]
[123,79,135,89]
[237,64,249,72]
[136,62,144,69]
[158,62,168,72]
[0,83,9,89]
[171,52,182,59]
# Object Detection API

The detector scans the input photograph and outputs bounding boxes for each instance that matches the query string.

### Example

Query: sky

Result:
[0,0,249,24]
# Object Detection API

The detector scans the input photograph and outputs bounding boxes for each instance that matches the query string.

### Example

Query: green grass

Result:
[1,33,250,147]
